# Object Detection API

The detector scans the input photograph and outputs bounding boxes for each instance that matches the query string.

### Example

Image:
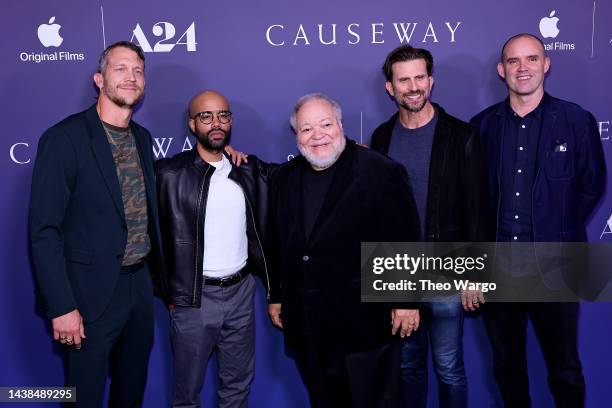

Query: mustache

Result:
[206,128,228,137]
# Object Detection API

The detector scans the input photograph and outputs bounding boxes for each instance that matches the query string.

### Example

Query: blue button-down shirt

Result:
[497,100,543,276]
[498,100,543,242]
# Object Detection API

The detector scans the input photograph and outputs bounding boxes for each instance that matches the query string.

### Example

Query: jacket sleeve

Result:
[374,163,421,309]
[576,112,606,223]
[461,126,491,242]
[144,137,168,302]
[29,127,78,319]
[265,169,283,304]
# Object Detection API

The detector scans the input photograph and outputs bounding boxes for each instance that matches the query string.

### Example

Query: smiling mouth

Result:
[404,92,423,101]
[516,75,532,80]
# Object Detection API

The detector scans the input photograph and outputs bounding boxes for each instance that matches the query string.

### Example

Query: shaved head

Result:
[188,90,233,159]
[188,90,229,117]
[500,33,546,62]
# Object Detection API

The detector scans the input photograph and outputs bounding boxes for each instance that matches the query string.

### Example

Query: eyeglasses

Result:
[192,110,232,125]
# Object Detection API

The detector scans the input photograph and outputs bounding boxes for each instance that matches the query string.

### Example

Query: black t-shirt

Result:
[301,161,337,239]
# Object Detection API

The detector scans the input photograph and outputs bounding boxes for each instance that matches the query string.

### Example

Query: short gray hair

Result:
[290,93,343,132]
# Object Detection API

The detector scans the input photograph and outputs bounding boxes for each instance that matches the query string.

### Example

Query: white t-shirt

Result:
[202,155,248,278]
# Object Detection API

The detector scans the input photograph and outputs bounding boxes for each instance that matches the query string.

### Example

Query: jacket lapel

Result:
[306,140,356,245]
[424,106,449,238]
[489,103,506,185]
[285,158,307,246]
[86,105,126,221]
[536,94,558,166]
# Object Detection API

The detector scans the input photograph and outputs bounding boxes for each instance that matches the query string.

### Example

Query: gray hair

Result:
[290,93,343,132]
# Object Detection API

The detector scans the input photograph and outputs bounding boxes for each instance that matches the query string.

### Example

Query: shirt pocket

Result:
[544,150,574,180]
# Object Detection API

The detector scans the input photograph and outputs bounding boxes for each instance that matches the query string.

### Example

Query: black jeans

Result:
[482,302,585,408]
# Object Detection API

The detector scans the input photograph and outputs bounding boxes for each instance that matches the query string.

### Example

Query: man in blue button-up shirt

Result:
[471,33,606,408]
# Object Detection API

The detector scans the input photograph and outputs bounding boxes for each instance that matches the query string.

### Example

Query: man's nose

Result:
[211,114,222,126]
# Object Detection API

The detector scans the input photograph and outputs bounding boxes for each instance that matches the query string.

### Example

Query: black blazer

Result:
[268,139,420,354]
[371,104,490,242]
[29,104,165,322]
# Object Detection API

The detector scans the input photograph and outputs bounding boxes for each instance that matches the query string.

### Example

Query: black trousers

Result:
[482,302,585,408]
[65,264,154,408]
[293,335,401,408]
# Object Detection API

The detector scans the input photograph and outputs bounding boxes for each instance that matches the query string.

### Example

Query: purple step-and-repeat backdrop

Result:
[1,0,611,406]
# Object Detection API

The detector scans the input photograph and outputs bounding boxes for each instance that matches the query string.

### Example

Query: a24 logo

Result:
[131,22,197,52]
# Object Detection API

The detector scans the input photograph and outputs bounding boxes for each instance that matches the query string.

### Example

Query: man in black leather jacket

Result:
[156,90,272,407]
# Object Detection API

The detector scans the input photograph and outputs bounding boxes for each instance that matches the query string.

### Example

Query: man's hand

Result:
[225,145,248,166]
[391,308,419,338]
[461,288,485,312]
[268,303,283,329]
[52,309,85,349]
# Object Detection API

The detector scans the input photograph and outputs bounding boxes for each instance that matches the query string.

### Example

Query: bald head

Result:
[188,90,229,117]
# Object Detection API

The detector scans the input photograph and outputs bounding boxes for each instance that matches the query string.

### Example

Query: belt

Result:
[204,267,249,287]
[120,261,144,275]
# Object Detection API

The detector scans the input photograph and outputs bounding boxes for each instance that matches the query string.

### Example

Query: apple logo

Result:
[37,16,63,47]
[539,10,560,39]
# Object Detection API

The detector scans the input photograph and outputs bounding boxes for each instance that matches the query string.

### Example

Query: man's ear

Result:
[93,72,104,91]
[497,62,506,80]
[385,81,395,97]
[189,118,196,134]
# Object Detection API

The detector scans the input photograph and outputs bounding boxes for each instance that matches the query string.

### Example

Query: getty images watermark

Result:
[361,242,612,303]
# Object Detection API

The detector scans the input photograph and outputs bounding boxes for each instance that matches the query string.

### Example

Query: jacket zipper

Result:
[194,166,212,303]
[238,184,271,301]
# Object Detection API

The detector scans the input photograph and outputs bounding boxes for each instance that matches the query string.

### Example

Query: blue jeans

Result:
[400,300,467,408]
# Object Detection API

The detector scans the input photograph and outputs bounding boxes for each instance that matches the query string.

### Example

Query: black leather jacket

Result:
[155,149,271,307]
[371,104,490,242]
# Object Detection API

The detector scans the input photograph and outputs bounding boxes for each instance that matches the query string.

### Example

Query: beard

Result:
[197,127,231,153]
[104,85,144,109]
[298,136,346,170]
[396,90,428,113]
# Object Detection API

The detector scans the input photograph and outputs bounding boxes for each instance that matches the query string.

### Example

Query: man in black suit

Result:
[267,93,421,407]
[29,41,165,407]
